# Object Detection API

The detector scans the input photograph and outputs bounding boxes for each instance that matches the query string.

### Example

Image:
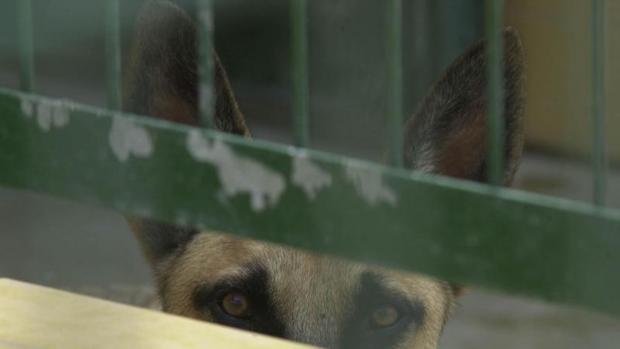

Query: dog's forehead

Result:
[176,232,365,286]
[172,232,445,304]
[263,246,363,307]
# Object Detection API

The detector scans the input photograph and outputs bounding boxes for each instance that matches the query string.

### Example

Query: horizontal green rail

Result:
[1,88,620,318]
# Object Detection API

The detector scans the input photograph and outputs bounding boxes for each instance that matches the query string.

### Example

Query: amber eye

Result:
[370,304,400,328]
[220,291,250,318]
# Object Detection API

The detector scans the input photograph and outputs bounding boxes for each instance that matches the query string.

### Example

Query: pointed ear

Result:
[403,28,525,185]
[123,0,250,136]
[123,1,247,268]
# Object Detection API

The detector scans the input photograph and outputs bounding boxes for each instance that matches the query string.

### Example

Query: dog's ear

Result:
[123,1,250,268]
[123,0,250,136]
[403,28,525,185]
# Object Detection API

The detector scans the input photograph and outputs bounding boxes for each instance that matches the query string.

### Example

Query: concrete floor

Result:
[443,290,620,349]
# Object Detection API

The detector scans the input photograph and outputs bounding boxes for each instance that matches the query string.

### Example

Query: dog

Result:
[122,1,525,348]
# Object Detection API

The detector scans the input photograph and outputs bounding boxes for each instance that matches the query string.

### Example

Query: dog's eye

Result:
[220,291,250,318]
[370,304,400,328]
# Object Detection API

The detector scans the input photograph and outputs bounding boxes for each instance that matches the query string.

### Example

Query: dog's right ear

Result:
[123,1,250,268]
[123,0,250,136]
[403,29,525,185]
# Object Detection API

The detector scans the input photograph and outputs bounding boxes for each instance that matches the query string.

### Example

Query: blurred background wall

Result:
[506,0,620,162]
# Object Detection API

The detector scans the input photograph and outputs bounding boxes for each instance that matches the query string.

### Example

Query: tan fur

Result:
[123,2,525,348]
[157,233,453,348]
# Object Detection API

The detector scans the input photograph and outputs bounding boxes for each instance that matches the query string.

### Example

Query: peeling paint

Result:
[20,99,34,118]
[345,163,398,206]
[37,102,54,131]
[109,115,153,162]
[52,102,70,128]
[187,130,285,211]
[39,101,70,131]
[291,151,332,200]
[21,98,72,131]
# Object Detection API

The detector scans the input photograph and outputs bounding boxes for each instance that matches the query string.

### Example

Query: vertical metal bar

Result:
[17,0,35,93]
[411,0,430,108]
[592,0,607,206]
[105,0,122,110]
[387,0,403,167]
[291,0,310,147]
[197,0,215,129]
[485,0,505,186]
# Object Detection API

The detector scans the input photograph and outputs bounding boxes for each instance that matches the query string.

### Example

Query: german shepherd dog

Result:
[123,1,525,348]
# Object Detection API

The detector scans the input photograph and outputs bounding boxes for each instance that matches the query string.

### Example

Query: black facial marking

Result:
[193,264,286,337]
[341,273,425,349]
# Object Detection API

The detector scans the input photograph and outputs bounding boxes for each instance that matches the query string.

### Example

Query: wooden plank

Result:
[0,279,316,349]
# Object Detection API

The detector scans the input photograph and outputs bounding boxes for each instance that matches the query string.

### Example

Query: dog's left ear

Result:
[123,0,250,269]
[123,0,250,136]
[403,28,525,185]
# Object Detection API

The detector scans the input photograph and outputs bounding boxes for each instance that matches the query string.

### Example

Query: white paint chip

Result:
[37,102,53,131]
[52,103,70,128]
[21,98,71,131]
[109,115,153,162]
[187,130,285,211]
[345,163,398,206]
[20,99,34,118]
[291,152,332,200]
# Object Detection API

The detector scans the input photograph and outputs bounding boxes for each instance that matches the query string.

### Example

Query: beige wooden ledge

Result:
[0,279,316,349]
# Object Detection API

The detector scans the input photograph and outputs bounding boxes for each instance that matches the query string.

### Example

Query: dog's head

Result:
[124,1,525,348]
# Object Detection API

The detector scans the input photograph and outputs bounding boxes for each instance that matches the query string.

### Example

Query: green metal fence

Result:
[1,0,618,322]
